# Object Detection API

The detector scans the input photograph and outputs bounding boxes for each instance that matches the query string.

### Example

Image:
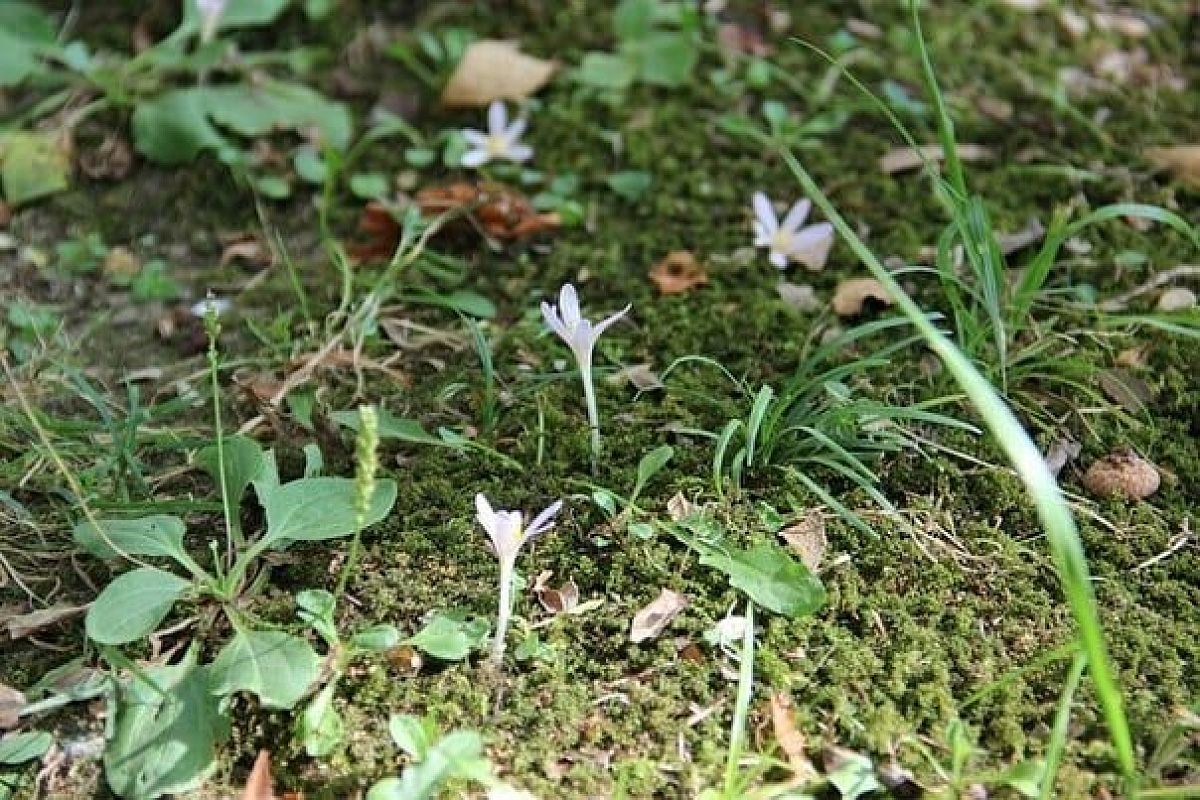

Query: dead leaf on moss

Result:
[1100,369,1154,414]
[607,363,663,392]
[532,571,580,615]
[79,135,133,181]
[650,251,708,295]
[0,683,25,730]
[880,143,994,175]
[778,510,826,572]
[220,234,274,271]
[419,182,560,240]
[630,589,687,643]
[1,603,86,640]
[666,492,696,522]
[832,278,892,317]
[1043,438,1081,477]
[441,40,558,108]
[770,692,817,783]
[1157,287,1197,311]
[239,750,276,800]
[103,246,141,282]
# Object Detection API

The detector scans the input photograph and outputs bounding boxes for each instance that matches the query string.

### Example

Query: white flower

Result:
[540,284,629,372]
[195,0,227,43]
[189,294,230,318]
[476,493,562,667]
[752,191,835,270]
[460,101,533,168]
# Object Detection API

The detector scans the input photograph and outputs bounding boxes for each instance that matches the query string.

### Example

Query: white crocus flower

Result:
[752,191,835,271]
[196,0,227,44]
[460,101,533,168]
[475,493,562,667]
[541,283,630,464]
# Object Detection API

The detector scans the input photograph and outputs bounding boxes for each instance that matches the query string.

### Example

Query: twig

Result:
[1099,265,1200,311]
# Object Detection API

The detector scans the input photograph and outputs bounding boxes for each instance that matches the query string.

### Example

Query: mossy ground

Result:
[1,1,1197,798]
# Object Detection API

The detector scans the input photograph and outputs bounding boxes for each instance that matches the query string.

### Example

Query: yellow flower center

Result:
[770,230,792,253]
[486,135,508,156]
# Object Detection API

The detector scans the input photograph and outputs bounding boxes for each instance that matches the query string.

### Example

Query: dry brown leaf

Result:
[630,589,687,643]
[1,603,86,640]
[1142,145,1200,185]
[103,246,141,282]
[386,644,423,677]
[1157,287,1197,311]
[79,135,133,181]
[770,693,817,783]
[666,492,696,522]
[832,278,893,317]
[532,571,580,615]
[1092,11,1151,38]
[716,22,772,57]
[0,683,25,730]
[220,235,274,271]
[880,143,994,175]
[778,511,826,572]
[1099,369,1154,414]
[1043,438,1081,478]
[607,363,663,392]
[441,40,558,108]
[1082,449,1160,501]
[650,251,708,295]
[239,750,276,800]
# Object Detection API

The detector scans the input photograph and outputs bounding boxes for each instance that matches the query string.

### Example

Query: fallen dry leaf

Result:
[0,683,25,730]
[386,644,423,677]
[1081,449,1160,501]
[630,589,688,644]
[1157,287,1196,311]
[1142,145,1200,185]
[532,571,580,615]
[1044,438,1082,478]
[666,492,696,522]
[220,234,275,271]
[1099,369,1153,415]
[103,246,141,282]
[776,281,820,313]
[239,750,276,800]
[417,182,560,240]
[832,278,893,317]
[607,363,663,392]
[716,22,772,57]
[2,603,86,640]
[441,40,558,108]
[880,143,994,175]
[1092,11,1151,38]
[650,251,708,295]
[770,693,817,783]
[997,218,1045,256]
[78,134,133,181]
[778,511,826,572]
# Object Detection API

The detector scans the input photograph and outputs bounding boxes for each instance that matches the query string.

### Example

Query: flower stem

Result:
[581,370,601,472]
[490,567,513,668]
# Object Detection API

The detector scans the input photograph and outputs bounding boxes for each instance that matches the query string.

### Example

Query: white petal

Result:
[487,100,507,135]
[526,500,563,541]
[505,143,534,163]
[752,191,778,232]
[752,220,772,244]
[789,223,835,271]
[592,304,630,338]
[559,284,581,327]
[505,117,528,142]
[461,129,488,147]
[541,301,569,342]
[781,198,812,233]
[475,493,499,547]
[769,249,788,269]
[460,148,490,168]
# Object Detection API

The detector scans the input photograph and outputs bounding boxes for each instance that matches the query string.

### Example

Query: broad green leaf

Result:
[85,568,191,645]
[73,515,189,564]
[304,0,337,19]
[203,81,353,151]
[606,170,652,202]
[0,2,57,86]
[367,731,492,800]
[632,444,673,499]
[631,32,697,87]
[258,476,397,546]
[1002,759,1045,798]
[332,408,445,447]
[349,624,401,653]
[104,653,229,799]
[388,714,435,760]
[826,750,881,800]
[576,52,636,91]
[349,172,390,199]
[132,89,228,164]
[296,683,343,757]
[209,630,320,709]
[293,147,327,184]
[403,289,496,318]
[0,132,70,206]
[404,615,483,661]
[0,732,52,765]
[698,543,825,618]
[177,0,289,37]
[613,0,655,41]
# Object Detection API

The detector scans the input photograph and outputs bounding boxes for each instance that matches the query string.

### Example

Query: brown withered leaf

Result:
[630,589,688,644]
[2,603,86,640]
[532,570,580,615]
[0,683,25,730]
[778,511,826,572]
[386,644,423,677]
[239,750,276,800]
[416,182,559,240]
[650,251,708,295]
[880,143,994,175]
[1145,146,1200,188]
[103,246,141,282]
[832,278,893,317]
[607,363,663,392]
[666,492,697,522]
[1157,287,1197,311]
[1099,369,1154,415]
[770,692,817,784]
[441,40,558,108]
[220,234,274,271]
[79,135,133,181]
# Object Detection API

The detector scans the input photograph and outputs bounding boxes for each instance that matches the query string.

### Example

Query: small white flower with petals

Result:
[195,0,227,44]
[460,101,533,168]
[751,191,835,271]
[541,284,629,462]
[475,493,562,667]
